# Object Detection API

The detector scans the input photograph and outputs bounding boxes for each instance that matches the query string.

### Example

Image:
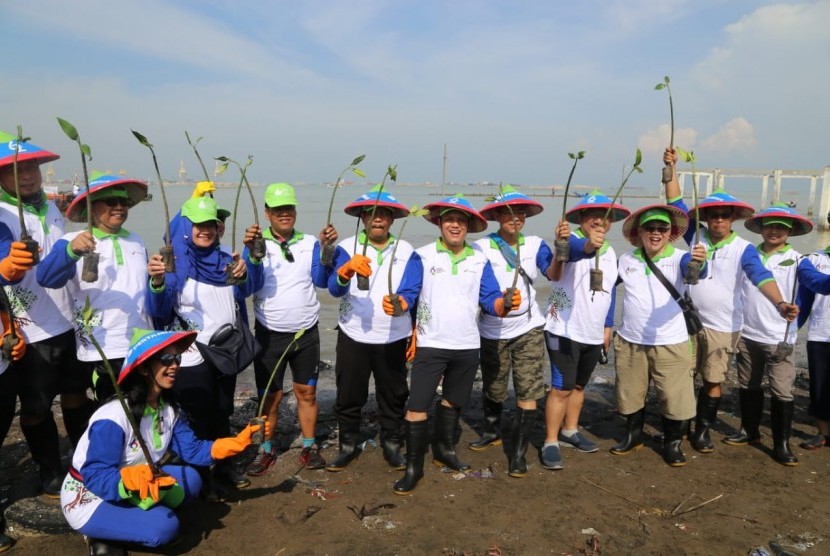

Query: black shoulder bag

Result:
[176,306,262,376]
[642,251,704,336]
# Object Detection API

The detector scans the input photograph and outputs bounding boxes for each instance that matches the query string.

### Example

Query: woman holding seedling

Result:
[146,196,263,494]
[611,203,707,466]
[471,185,551,478]
[541,191,630,471]
[60,329,267,554]
[383,195,521,494]
[325,187,415,472]
[37,172,152,405]
[664,149,797,454]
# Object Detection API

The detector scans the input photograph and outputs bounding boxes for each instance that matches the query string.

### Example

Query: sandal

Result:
[800,433,828,450]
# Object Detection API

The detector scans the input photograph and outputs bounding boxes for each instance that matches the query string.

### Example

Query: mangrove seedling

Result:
[215,155,264,283]
[322,154,366,266]
[486,183,524,310]
[252,328,306,444]
[676,147,701,284]
[185,131,213,184]
[57,117,98,282]
[79,297,166,477]
[555,151,586,262]
[386,205,428,316]
[10,126,40,264]
[357,164,398,291]
[591,149,643,292]
[0,280,18,358]
[655,75,675,185]
[771,258,799,363]
[132,130,176,273]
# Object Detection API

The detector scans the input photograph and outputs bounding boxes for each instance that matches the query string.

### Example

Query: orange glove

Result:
[382,294,408,316]
[210,420,269,460]
[0,242,35,282]
[0,312,24,361]
[337,254,372,282]
[406,328,417,363]
[119,464,177,503]
[494,288,522,317]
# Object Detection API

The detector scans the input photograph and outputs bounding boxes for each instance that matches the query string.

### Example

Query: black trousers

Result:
[334,331,409,435]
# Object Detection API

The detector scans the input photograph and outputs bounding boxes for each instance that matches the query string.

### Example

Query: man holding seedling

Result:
[325,187,414,472]
[246,183,338,474]
[37,172,152,405]
[470,185,552,478]
[383,194,521,494]
[724,204,810,465]
[541,191,630,470]
[0,130,87,497]
[665,149,797,454]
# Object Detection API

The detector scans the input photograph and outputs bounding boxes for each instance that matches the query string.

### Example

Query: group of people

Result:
[0,130,828,555]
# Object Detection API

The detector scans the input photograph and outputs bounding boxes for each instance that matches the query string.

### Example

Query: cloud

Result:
[700,117,757,152]
[638,124,699,157]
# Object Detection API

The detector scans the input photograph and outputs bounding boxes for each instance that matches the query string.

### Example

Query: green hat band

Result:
[89,187,128,202]
[762,217,793,228]
[440,208,470,218]
[639,209,671,226]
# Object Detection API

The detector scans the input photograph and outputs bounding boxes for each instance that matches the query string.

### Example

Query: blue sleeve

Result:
[79,420,128,502]
[667,197,698,246]
[394,252,422,310]
[605,286,617,328]
[798,257,830,295]
[311,242,334,288]
[536,240,553,273]
[479,260,503,316]
[741,244,774,287]
[36,239,78,288]
[146,272,179,321]
[327,245,352,298]
[233,248,263,298]
[170,415,215,467]
[567,234,593,262]
[680,251,709,279]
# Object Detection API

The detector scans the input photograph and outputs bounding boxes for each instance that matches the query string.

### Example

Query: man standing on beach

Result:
[246,183,338,474]
[664,149,797,453]
[383,194,521,494]
[325,187,414,472]
[471,185,550,478]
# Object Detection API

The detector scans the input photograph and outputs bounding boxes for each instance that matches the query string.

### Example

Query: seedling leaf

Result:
[352,168,366,178]
[57,117,79,141]
[131,130,152,147]
[634,148,643,167]
[81,144,92,160]
[388,164,397,182]
[351,154,366,166]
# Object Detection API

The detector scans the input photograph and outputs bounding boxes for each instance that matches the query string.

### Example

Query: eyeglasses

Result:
[707,210,733,220]
[156,353,182,366]
[279,240,295,263]
[99,197,134,208]
[642,225,671,234]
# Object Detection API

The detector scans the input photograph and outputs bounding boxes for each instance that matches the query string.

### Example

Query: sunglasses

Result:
[642,225,671,234]
[707,210,733,220]
[279,240,295,263]
[156,353,182,366]
[99,197,134,208]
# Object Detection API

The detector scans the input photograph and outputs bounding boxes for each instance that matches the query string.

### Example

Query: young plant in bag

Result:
[675,147,702,284]
[386,205,429,316]
[9,126,41,264]
[555,151,586,262]
[322,155,366,266]
[356,164,397,291]
[655,75,675,185]
[215,155,266,262]
[132,130,176,273]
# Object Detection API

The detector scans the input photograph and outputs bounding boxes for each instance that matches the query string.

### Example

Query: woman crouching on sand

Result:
[60,329,267,555]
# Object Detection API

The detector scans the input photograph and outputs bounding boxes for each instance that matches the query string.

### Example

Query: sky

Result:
[2,0,829,190]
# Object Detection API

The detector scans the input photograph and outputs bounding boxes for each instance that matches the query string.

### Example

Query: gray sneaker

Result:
[541,444,563,470]
[558,431,599,453]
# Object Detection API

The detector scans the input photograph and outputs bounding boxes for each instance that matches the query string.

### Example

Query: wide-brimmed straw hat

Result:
[744,203,813,237]
[344,185,409,219]
[118,329,197,384]
[691,189,755,220]
[621,203,689,246]
[64,172,148,223]
[423,194,488,233]
[479,184,544,220]
[565,189,631,224]
[0,130,60,170]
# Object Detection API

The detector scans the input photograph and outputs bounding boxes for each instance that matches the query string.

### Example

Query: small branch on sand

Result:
[671,492,696,516]
[714,511,759,524]
[581,477,645,510]
[672,494,724,517]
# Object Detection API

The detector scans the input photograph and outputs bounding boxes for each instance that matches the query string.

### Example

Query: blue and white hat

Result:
[479,184,544,220]
[65,171,148,223]
[0,130,59,170]
[118,329,197,384]
[744,203,813,237]
[344,185,409,219]
[423,194,488,233]
[692,188,755,220]
[565,189,630,224]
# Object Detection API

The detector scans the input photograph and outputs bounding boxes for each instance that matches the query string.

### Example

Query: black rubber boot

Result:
[691,393,720,453]
[431,404,471,472]
[610,409,645,455]
[723,389,764,446]
[393,420,428,495]
[21,416,64,497]
[214,458,251,489]
[508,409,536,478]
[0,517,14,553]
[326,428,362,472]
[468,398,503,451]
[380,427,406,470]
[770,397,799,466]
[662,417,689,467]
[87,538,127,556]
[63,400,96,448]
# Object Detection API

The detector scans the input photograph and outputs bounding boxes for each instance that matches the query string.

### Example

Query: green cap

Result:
[264,182,297,208]
[89,186,129,202]
[761,217,793,228]
[181,197,220,224]
[638,208,671,226]
[217,208,231,222]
